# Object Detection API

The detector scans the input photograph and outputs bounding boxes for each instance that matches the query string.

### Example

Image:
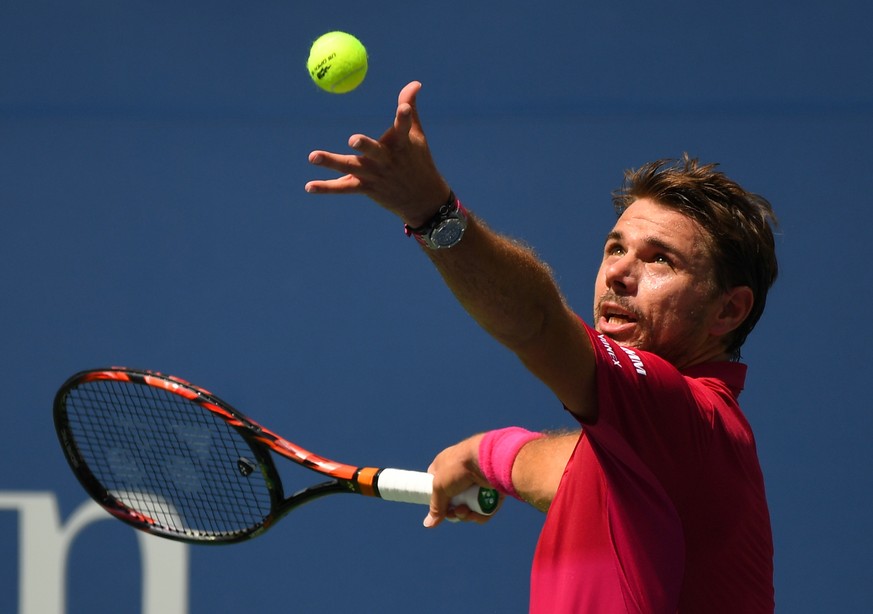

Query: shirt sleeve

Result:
[580,323,714,505]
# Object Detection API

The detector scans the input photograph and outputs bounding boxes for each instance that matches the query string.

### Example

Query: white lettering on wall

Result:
[0,491,189,614]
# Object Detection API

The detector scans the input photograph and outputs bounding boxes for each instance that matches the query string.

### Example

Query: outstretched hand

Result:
[305,81,451,228]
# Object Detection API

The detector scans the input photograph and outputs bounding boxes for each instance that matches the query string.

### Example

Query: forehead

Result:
[610,198,710,257]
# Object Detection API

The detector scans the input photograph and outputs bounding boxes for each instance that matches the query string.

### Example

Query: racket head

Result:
[54,367,289,544]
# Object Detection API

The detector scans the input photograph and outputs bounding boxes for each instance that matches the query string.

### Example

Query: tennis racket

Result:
[53,367,499,544]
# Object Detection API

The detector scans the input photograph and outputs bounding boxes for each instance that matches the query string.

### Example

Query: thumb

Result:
[423,498,446,528]
[423,476,449,529]
[397,81,422,111]
[395,81,423,135]
[423,511,441,528]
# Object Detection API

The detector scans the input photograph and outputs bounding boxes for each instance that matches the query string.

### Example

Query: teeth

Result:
[607,315,629,325]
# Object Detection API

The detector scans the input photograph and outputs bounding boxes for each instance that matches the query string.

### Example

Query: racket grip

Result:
[376,469,499,516]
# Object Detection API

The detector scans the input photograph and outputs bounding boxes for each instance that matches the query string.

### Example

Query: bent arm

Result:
[512,431,580,512]
[426,429,580,526]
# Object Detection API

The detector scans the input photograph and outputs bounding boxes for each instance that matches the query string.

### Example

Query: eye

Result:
[652,253,675,267]
[605,242,625,257]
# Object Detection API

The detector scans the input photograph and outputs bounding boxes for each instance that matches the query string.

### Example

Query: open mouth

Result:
[605,313,636,325]
[597,301,640,332]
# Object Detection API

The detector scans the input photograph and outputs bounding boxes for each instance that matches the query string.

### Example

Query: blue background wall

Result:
[2,1,871,612]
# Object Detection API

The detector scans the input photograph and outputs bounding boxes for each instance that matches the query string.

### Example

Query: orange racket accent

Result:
[355,466,381,498]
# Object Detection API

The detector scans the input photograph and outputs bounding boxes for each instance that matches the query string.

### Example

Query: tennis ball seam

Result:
[321,64,367,93]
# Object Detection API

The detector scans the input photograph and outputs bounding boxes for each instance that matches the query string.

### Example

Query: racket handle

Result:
[376,468,499,516]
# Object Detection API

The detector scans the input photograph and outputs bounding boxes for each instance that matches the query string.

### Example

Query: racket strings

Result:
[64,379,274,539]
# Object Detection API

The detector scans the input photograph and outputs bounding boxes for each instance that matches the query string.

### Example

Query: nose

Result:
[604,254,638,295]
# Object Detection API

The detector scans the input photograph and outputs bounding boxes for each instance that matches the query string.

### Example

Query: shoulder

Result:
[584,327,748,432]
[582,325,689,399]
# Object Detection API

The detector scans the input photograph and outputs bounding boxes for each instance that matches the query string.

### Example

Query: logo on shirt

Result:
[597,334,622,367]
[620,346,647,376]
[597,334,648,376]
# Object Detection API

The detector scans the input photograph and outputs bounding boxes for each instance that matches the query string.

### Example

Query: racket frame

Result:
[54,367,497,544]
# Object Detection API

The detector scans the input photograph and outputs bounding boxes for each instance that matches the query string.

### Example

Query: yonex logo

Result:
[597,335,647,375]
[597,334,622,367]
[620,347,647,376]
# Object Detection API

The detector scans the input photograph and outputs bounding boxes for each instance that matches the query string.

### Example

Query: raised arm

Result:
[306,81,596,417]
[420,214,595,415]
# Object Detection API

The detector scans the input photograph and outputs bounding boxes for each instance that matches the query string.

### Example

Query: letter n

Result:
[0,492,189,614]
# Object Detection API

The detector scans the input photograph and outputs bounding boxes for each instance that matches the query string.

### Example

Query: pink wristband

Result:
[478,427,545,500]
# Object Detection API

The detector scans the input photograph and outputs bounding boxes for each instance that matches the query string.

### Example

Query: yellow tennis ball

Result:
[307,31,368,94]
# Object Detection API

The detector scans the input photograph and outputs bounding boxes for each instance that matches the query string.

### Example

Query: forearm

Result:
[510,431,579,512]
[428,428,580,522]
[307,80,568,354]
[305,81,596,418]
[424,213,597,416]
[424,213,569,354]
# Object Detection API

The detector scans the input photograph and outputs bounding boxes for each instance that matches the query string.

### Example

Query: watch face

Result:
[432,219,465,247]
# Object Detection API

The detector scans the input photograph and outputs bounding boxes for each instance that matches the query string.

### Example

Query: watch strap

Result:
[404,191,468,249]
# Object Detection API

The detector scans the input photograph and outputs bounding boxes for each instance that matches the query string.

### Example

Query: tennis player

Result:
[306,81,777,613]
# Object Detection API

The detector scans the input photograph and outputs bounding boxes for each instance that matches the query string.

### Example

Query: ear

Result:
[709,286,754,337]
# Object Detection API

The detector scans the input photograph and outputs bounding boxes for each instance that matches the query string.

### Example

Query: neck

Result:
[672,345,731,370]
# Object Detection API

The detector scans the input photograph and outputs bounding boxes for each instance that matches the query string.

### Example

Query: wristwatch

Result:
[404,191,469,250]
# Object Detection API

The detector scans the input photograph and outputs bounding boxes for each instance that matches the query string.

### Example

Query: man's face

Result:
[593,198,725,368]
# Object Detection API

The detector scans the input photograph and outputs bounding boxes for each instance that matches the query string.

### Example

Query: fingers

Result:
[348,134,381,157]
[382,81,421,145]
[307,150,362,172]
[303,175,360,194]
[304,130,395,196]
[305,80,439,210]
[446,504,491,524]
[304,152,362,193]
[424,460,450,528]
[423,512,442,528]
[423,441,496,529]
[397,80,422,121]
[395,81,422,135]
[398,80,422,105]
[304,150,370,194]
[305,84,415,190]
[424,501,495,528]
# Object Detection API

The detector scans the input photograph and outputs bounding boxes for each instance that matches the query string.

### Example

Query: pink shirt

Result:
[530,325,774,613]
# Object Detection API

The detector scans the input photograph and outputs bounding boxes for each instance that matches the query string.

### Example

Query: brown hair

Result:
[612,155,779,358]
